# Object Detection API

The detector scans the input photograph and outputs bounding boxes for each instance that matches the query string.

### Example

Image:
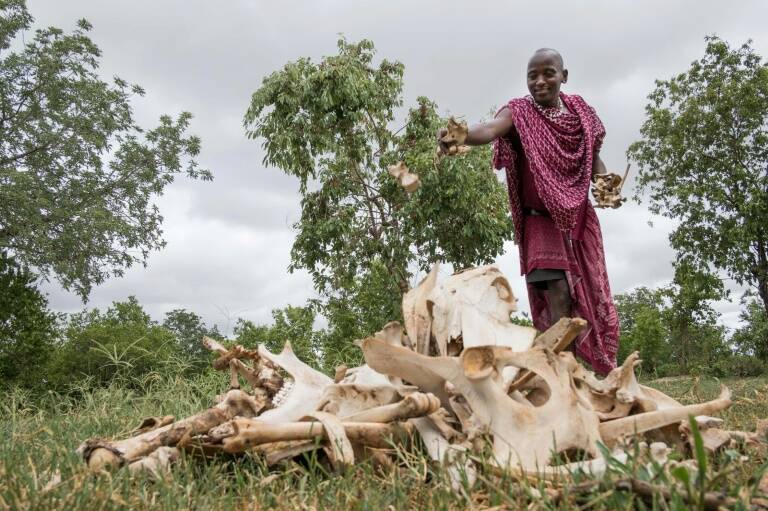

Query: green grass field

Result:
[3,373,768,510]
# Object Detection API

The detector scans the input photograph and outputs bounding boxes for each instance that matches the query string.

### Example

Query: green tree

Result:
[244,39,512,362]
[0,252,59,388]
[48,297,180,388]
[732,299,768,360]
[615,265,728,376]
[233,305,322,369]
[628,36,768,328]
[663,264,727,374]
[0,0,211,298]
[614,287,668,375]
[162,309,223,370]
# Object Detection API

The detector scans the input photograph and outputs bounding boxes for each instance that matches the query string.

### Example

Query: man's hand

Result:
[592,165,630,209]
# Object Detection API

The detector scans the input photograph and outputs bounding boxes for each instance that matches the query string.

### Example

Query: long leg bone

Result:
[599,387,732,447]
[341,392,440,423]
[78,389,264,470]
[221,420,415,453]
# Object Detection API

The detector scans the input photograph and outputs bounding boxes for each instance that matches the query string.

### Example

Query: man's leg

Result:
[545,277,572,324]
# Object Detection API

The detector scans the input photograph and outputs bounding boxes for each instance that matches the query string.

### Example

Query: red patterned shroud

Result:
[492,93,619,375]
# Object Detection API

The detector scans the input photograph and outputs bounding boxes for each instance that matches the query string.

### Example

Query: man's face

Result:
[526,53,568,107]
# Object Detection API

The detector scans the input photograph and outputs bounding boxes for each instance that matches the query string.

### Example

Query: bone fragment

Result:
[388,161,421,192]
[402,265,439,355]
[303,411,354,468]
[256,342,333,424]
[127,446,180,478]
[411,416,475,490]
[221,420,414,453]
[341,392,440,423]
[599,387,732,447]
[134,416,175,434]
[507,317,587,392]
[79,389,263,471]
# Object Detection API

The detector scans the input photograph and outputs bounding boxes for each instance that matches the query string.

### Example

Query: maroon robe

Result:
[493,93,619,375]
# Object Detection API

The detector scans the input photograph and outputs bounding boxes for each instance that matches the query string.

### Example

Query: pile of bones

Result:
[78,265,765,486]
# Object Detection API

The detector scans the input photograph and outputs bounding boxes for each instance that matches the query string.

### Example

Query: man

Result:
[438,48,619,374]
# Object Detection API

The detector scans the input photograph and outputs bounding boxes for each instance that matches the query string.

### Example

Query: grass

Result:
[2,373,768,510]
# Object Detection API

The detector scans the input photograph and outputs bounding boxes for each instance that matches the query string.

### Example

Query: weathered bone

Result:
[256,342,333,424]
[317,383,409,417]
[388,161,421,192]
[592,164,630,209]
[402,265,439,355]
[78,389,264,470]
[428,266,537,383]
[221,420,415,453]
[508,317,587,392]
[127,446,179,478]
[599,387,732,447]
[341,392,440,423]
[411,416,475,489]
[363,337,602,470]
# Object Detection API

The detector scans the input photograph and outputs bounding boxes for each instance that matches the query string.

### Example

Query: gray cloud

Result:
[27,0,768,332]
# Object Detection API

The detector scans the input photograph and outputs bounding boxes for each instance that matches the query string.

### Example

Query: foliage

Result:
[244,38,512,359]
[615,265,729,377]
[47,297,182,388]
[0,0,210,298]
[732,299,768,361]
[162,309,223,369]
[628,36,768,330]
[0,252,59,388]
[233,305,322,369]
[615,286,669,374]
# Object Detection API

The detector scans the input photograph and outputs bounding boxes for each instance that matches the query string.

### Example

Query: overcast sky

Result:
[25,0,768,335]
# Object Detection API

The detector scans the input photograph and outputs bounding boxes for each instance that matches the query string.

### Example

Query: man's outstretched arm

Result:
[437,106,514,153]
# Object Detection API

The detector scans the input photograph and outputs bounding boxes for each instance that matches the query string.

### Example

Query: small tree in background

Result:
[244,39,513,367]
[732,300,768,361]
[0,0,210,298]
[233,305,322,369]
[0,252,59,388]
[629,37,768,342]
[615,264,729,377]
[163,309,223,370]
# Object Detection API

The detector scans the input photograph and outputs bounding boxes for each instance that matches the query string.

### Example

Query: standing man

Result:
[438,48,619,374]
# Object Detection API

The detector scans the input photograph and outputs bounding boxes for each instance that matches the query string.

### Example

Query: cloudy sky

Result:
[26,0,768,335]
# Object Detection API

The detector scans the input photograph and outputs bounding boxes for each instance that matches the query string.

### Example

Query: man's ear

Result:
[562,69,569,84]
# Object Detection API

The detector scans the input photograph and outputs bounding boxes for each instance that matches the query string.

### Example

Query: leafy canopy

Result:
[0,0,210,298]
[244,39,512,360]
[628,36,768,319]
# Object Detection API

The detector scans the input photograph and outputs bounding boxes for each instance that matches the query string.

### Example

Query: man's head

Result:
[527,48,568,107]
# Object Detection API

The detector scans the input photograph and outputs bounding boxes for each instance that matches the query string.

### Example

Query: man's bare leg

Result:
[545,278,573,346]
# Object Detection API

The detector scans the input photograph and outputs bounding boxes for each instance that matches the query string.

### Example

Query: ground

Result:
[2,374,767,510]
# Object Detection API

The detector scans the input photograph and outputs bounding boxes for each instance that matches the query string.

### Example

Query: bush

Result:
[47,297,182,389]
[710,354,766,378]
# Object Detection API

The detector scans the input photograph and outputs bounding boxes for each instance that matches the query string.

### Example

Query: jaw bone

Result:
[256,342,333,424]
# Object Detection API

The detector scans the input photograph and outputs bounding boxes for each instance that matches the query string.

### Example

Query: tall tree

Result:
[244,39,512,357]
[629,37,768,323]
[0,0,211,298]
